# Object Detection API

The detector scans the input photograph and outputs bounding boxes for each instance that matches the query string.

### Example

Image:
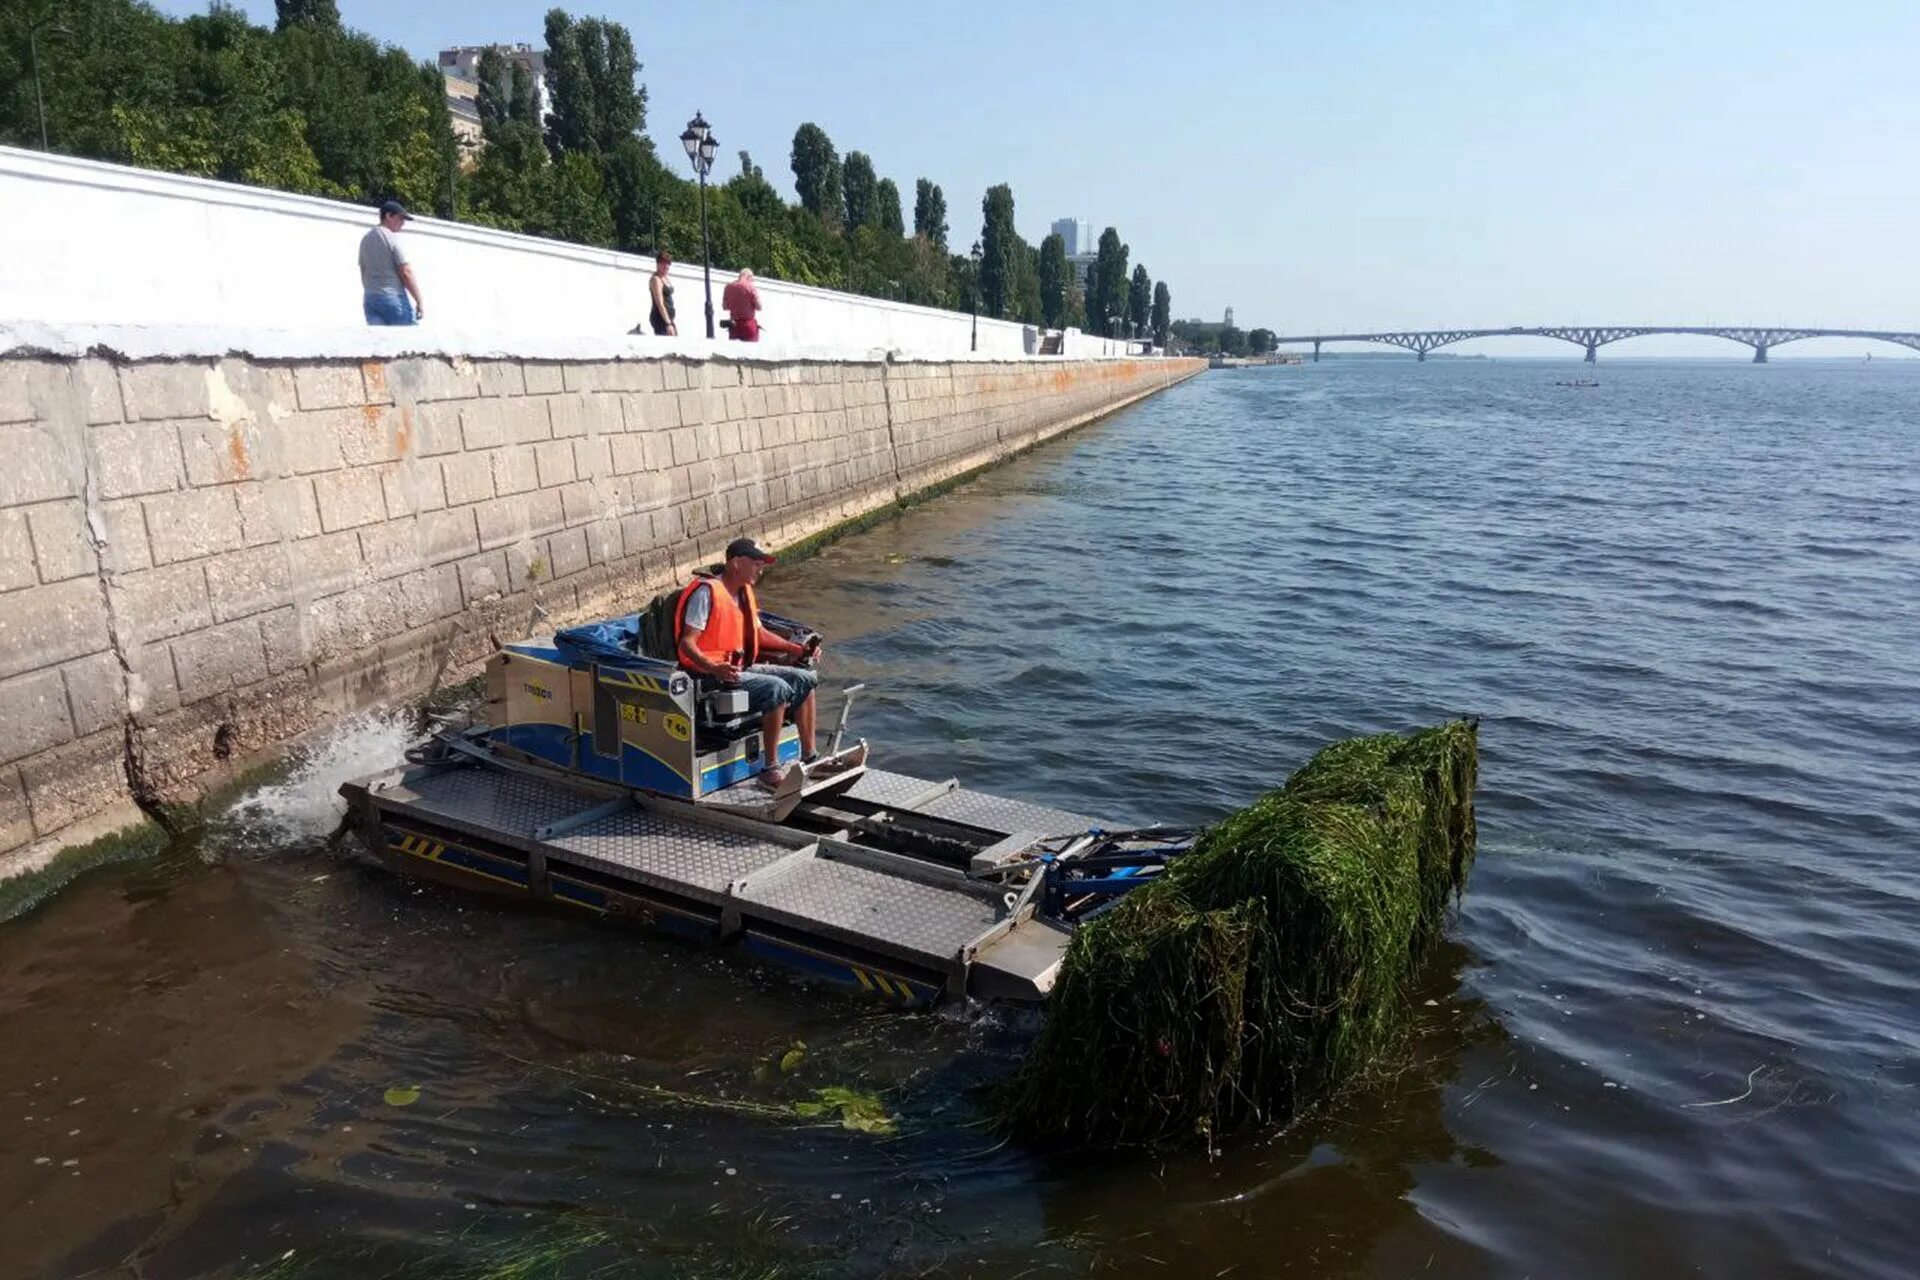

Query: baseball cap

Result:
[725,537,775,563]
[379,199,412,220]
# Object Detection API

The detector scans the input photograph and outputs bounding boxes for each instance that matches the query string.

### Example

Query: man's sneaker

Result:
[757,765,790,792]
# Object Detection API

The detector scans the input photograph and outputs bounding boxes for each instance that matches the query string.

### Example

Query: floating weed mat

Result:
[1000,720,1478,1147]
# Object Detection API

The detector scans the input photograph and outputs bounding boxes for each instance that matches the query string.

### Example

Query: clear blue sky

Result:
[160,1,1920,354]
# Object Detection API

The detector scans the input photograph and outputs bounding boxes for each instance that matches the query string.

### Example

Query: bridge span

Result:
[1271,327,1920,363]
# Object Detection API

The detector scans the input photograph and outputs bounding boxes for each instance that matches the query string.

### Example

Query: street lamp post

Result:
[968,239,983,352]
[26,13,72,152]
[679,112,720,339]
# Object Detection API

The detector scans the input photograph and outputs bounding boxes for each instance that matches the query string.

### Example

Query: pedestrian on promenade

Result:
[722,268,762,342]
[359,200,424,326]
[647,254,677,336]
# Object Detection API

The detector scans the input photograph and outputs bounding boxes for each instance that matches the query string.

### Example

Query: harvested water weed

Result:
[1000,721,1479,1147]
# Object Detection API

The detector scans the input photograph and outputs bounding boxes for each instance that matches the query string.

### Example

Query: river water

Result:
[2,359,1916,1279]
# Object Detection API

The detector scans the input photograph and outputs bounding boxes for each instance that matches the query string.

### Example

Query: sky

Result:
[158,1,1920,356]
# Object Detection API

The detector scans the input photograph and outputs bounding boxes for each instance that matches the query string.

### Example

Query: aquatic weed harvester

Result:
[341,603,1478,1143]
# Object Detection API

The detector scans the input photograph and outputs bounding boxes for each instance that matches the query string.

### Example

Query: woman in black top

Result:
[648,254,677,336]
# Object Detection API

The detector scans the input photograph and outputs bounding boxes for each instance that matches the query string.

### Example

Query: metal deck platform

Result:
[347,756,1111,1003]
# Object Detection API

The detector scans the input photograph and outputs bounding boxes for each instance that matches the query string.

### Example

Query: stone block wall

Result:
[0,351,1202,869]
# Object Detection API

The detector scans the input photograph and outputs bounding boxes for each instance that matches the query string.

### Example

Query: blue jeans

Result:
[735,663,818,715]
[364,290,415,326]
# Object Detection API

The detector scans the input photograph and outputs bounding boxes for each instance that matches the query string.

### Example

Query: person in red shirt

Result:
[721,268,762,341]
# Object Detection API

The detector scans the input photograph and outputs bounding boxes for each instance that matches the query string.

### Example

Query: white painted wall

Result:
[0,147,1134,360]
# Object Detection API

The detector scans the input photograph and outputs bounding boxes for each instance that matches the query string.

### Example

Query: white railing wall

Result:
[0,147,1132,359]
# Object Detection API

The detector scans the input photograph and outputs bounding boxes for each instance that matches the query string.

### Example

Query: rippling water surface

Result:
[3,359,1917,1279]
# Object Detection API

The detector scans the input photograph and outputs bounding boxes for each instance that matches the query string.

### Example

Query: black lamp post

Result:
[26,12,72,152]
[679,111,720,339]
[968,239,983,352]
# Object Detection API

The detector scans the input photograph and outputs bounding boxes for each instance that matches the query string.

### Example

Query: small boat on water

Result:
[340,608,1192,1006]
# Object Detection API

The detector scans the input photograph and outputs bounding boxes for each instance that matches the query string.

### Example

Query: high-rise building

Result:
[1050,217,1092,257]
[1224,306,1235,328]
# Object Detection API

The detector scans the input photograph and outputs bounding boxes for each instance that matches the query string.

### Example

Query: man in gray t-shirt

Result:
[360,200,425,326]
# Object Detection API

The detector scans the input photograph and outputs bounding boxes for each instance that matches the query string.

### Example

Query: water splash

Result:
[218,710,419,852]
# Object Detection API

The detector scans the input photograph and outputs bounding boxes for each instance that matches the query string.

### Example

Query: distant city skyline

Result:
[155,1,1920,356]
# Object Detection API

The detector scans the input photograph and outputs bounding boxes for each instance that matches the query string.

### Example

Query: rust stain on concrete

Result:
[361,360,388,402]
[225,426,251,481]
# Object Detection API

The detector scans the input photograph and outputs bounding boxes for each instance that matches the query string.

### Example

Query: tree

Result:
[1247,328,1276,355]
[977,183,1020,318]
[540,150,613,245]
[1151,281,1172,347]
[274,0,339,31]
[1038,232,1068,328]
[738,149,762,180]
[1088,226,1128,336]
[475,47,510,139]
[875,177,903,235]
[1127,264,1152,335]
[508,59,539,126]
[542,10,645,155]
[790,122,841,220]
[912,178,947,249]
[842,150,876,231]
[541,10,594,154]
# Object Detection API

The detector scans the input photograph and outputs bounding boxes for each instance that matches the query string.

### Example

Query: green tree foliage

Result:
[1151,281,1172,347]
[1247,327,1276,355]
[978,183,1018,319]
[476,47,511,139]
[274,0,339,31]
[508,59,539,126]
[1088,227,1129,335]
[875,177,903,236]
[1037,233,1068,328]
[542,9,644,155]
[841,150,877,232]
[1128,264,1152,334]
[912,178,947,249]
[540,150,613,245]
[789,122,841,220]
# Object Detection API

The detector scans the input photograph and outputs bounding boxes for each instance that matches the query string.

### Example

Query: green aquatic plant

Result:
[999,720,1479,1147]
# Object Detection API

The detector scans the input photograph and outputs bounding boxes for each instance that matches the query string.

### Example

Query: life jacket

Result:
[673,573,760,669]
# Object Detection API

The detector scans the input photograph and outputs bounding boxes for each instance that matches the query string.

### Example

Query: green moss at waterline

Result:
[999,720,1479,1148]
[0,819,174,925]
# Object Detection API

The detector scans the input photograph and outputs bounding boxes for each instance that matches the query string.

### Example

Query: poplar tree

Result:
[274,0,340,31]
[1128,264,1152,334]
[1088,227,1128,335]
[1038,232,1068,328]
[978,183,1018,318]
[876,177,904,235]
[790,122,842,220]
[913,178,947,249]
[842,150,877,231]
[1151,281,1172,347]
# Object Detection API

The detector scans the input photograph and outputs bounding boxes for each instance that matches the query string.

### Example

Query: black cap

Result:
[725,537,775,563]
[379,199,411,220]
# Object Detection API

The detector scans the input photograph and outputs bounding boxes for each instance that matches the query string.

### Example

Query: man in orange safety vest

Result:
[673,537,819,789]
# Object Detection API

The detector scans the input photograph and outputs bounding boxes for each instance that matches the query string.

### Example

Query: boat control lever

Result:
[828,683,866,756]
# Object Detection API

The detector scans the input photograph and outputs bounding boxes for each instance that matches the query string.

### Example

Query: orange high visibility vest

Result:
[673,576,760,669]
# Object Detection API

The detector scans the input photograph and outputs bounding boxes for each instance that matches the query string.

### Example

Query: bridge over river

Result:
[1272,326,1920,363]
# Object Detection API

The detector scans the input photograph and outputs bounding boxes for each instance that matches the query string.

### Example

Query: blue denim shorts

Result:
[364,290,415,326]
[735,663,818,714]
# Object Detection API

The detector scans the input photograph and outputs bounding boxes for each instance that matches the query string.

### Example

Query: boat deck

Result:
[346,758,1105,1004]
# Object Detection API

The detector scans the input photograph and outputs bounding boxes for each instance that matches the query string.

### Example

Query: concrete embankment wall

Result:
[0,342,1205,871]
